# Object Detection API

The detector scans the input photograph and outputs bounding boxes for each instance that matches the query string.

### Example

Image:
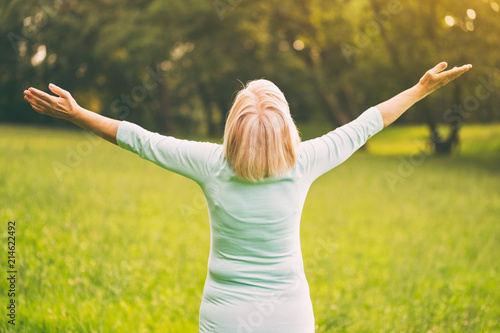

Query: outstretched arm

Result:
[24,84,119,144]
[377,62,472,128]
[301,62,472,181]
[24,83,218,184]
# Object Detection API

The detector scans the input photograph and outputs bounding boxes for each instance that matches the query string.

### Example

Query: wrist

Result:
[69,105,86,123]
[411,84,428,101]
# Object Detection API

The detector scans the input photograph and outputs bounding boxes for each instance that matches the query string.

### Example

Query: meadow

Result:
[0,123,499,332]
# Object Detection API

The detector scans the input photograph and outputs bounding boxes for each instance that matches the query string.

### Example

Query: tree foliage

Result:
[1,0,499,150]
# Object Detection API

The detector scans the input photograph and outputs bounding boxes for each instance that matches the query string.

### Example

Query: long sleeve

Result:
[299,106,384,182]
[116,121,221,185]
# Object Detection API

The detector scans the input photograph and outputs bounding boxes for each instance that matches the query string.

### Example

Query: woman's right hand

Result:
[24,84,81,121]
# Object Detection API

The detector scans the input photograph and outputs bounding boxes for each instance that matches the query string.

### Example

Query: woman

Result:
[24,62,471,332]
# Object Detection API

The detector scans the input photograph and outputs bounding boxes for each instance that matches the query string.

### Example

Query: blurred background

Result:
[1,0,499,332]
[1,0,499,146]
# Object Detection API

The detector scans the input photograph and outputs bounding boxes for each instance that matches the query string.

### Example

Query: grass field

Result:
[1,123,499,332]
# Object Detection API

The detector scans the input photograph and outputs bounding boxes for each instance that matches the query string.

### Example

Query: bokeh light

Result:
[492,1,500,11]
[467,9,477,19]
[444,15,455,26]
[293,39,305,51]
[31,45,46,66]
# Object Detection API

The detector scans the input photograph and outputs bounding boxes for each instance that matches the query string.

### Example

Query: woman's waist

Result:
[206,255,307,294]
[202,270,310,303]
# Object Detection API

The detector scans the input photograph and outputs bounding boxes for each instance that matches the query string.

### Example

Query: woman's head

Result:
[223,79,301,182]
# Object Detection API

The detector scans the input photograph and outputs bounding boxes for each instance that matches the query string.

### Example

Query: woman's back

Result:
[201,155,313,332]
[116,106,383,332]
[205,169,306,288]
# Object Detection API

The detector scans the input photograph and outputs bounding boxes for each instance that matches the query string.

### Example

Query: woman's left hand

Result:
[416,62,472,98]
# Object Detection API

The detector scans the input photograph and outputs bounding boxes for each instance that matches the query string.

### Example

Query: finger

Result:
[441,64,472,81]
[32,104,44,113]
[23,92,39,105]
[28,87,57,104]
[30,102,44,113]
[25,90,52,109]
[28,87,55,103]
[447,64,472,73]
[429,62,448,75]
[26,90,54,109]
[453,64,473,77]
[24,95,45,113]
[24,94,42,109]
[48,83,69,98]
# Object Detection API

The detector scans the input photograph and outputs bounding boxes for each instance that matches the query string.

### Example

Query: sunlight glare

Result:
[279,41,290,52]
[47,54,57,65]
[467,9,477,19]
[444,16,455,26]
[491,1,500,12]
[293,40,305,51]
[31,45,46,66]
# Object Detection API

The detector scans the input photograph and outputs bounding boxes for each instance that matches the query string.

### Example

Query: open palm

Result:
[24,84,80,121]
[418,62,472,97]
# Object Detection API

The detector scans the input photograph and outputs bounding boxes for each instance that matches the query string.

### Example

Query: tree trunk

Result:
[311,54,350,126]
[340,72,361,119]
[216,98,228,135]
[198,83,217,137]
[431,83,461,155]
[317,88,350,126]
[368,0,402,68]
[157,80,175,134]
[369,0,461,154]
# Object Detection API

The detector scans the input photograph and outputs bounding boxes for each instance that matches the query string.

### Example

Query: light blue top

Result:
[116,106,384,332]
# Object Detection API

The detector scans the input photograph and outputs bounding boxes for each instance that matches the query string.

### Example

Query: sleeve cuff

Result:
[356,106,385,137]
[371,106,385,133]
[116,121,139,151]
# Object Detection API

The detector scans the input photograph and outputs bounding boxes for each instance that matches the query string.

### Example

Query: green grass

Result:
[0,123,499,332]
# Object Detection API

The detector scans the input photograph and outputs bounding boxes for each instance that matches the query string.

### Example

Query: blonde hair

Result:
[223,79,301,182]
